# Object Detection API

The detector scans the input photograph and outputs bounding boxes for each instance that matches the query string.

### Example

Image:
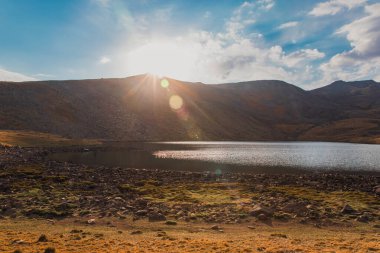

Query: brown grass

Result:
[0,218,378,253]
[0,130,101,147]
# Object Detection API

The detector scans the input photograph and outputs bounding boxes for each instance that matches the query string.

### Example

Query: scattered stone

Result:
[148,212,166,222]
[257,213,269,221]
[273,212,292,221]
[165,220,177,225]
[271,233,287,238]
[374,185,380,195]
[70,229,83,233]
[11,239,27,245]
[250,204,274,217]
[44,247,55,253]
[156,231,167,237]
[87,218,96,224]
[37,234,48,242]
[340,204,356,214]
[135,210,148,216]
[356,214,370,223]
[210,225,220,230]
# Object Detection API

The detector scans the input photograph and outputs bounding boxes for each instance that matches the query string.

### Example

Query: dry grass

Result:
[270,186,380,215]
[121,182,256,206]
[0,130,101,147]
[0,218,379,253]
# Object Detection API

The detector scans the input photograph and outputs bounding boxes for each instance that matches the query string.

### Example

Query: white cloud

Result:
[178,30,325,86]
[320,3,380,83]
[99,56,111,64]
[0,68,36,82]
[117,1,326,87]
[257,0,275,10]
[309,0,367,16]
[277,21,299,30]
[223,1,274,41]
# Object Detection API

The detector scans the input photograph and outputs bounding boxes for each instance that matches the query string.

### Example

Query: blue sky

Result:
[0,0,379,88]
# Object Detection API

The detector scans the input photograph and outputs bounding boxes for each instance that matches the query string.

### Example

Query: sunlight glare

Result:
[126,41,197,79]
[169,95,183,110]
[160,78,170,88]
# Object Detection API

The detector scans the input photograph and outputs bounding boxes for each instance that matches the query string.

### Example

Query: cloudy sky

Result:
[0,0,379,89]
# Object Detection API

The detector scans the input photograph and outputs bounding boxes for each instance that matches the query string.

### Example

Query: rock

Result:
[273,212,293,221]
[250,204,274,217]
[247,226,255,230]
[281,202,308,216]
[270,233,287,238]
[87,218,96,224]
[373,224,380,228]
[130,230,142,235]
[148,212,166,222]
[356,214,371,223]
[257,213,269,221]
[165,220,177,225]
[135,210,148,216]
[156,231,167,237]
[37,234,48,242]
[340,204,356,214]
[374,185,380,195]
[44,247,55,253]
[11,239,28,245]
[210,225,220,230]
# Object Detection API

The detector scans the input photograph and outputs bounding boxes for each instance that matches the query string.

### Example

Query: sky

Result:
[0,0,379,89]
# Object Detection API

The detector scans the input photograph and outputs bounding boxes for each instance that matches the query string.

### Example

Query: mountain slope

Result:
[0,75,379,143]
[300,80,380,143]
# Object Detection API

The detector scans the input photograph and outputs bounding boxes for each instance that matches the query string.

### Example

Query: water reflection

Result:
[48,142,380,173]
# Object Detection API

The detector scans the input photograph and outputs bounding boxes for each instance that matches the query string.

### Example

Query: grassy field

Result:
[0,130,101,147]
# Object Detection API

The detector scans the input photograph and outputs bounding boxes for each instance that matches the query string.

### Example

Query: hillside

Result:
[0,75,379,143]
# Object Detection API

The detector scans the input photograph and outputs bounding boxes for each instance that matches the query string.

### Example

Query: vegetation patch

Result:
[269,186,380,214]
[127,182,256,206]
[0,130,101,147]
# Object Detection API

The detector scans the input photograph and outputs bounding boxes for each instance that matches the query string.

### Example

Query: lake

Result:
[48,141,380,173]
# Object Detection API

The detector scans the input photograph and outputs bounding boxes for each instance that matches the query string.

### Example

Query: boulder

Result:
[135,210,148,216]
[87,219,96,224]
[340,204,356,214]
[250,204,274,217]
[165,220,177,225]
[257,213,269,221]
[148,212,166,222]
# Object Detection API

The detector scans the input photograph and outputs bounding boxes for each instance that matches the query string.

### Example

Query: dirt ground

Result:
[1,218,379,253]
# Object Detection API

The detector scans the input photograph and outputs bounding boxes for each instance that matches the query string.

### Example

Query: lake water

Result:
[48,141,380,173]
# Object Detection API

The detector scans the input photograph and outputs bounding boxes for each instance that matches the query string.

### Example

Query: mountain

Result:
[0,75,379,143]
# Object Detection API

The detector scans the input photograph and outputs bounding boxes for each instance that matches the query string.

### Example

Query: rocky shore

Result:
[1,144,379,227]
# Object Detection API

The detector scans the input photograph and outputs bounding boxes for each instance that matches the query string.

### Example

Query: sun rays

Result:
[126,41,197,80]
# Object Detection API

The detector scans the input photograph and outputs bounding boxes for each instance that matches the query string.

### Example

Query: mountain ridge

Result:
[1,75,379,144]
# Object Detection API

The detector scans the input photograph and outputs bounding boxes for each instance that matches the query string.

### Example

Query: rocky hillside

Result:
[0,75,379,143]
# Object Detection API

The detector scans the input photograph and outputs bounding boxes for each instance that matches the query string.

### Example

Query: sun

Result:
[126,41,197,79]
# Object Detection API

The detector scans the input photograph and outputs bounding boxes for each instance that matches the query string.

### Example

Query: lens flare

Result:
[169,95,183,110]
[160,79,169,88]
